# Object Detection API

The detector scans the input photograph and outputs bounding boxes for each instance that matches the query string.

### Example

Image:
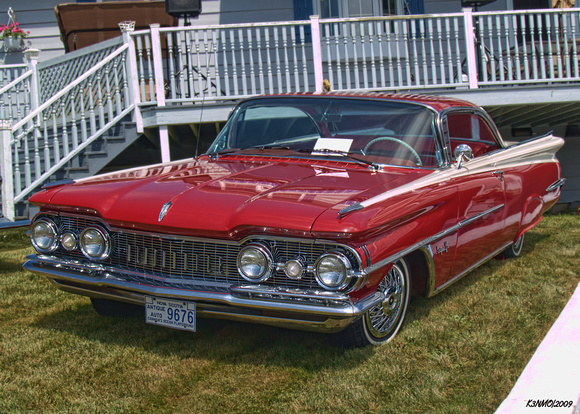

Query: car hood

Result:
[30,156,433,238]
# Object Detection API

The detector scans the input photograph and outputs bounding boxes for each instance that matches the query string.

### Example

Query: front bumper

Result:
[24,254,383,333]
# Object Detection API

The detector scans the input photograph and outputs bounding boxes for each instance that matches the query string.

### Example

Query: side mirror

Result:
[454,144,473,168]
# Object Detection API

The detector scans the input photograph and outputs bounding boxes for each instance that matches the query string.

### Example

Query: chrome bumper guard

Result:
[24,254,383,333]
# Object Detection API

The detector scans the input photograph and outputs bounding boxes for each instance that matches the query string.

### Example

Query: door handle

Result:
[493,170,504,181]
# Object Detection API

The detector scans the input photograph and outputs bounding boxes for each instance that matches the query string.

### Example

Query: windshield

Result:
[207,97,442,168]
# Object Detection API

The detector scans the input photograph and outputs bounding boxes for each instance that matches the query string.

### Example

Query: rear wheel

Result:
[90,298,143,318]
[504,234,524,258]
[334,259,411,347]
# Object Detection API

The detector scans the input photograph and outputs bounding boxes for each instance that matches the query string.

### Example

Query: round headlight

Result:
[80,226,111,260]
[60,232,77,251]
[30,218,59,253]
[284,259,305,279]
[314,252,352,290]
[237,243,273,282]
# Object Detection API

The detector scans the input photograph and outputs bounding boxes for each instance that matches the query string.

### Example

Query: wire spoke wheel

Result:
[364,260,409,340]
[334,258,410,347]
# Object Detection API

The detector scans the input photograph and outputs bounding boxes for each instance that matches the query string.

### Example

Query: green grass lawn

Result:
[1,214,579,413]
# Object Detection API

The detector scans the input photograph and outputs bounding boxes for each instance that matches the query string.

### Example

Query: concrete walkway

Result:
[496,282,580,414]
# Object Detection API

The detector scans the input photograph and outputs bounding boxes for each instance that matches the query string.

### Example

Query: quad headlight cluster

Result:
[237,242,355,291]
[30,218,111,261]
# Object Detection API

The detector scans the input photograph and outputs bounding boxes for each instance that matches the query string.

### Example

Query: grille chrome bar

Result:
[40,214,363,293]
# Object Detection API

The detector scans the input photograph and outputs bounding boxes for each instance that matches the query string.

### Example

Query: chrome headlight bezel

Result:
[79,226,111,261]
[60,232,78,251]
[30,218,59,253]
[237,242,274,282]
[284,258,305,280]
[314,251,353,291]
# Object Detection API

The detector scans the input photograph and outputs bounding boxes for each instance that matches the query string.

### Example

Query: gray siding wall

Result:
[218,0,294,24]
[0,0,63,64]
[0,0,295,64]
[424,0,510,13]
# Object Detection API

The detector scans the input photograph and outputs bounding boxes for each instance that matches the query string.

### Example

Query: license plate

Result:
[145,297,196,332]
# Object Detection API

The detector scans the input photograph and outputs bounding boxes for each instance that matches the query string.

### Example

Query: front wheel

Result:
[333,259,411,347]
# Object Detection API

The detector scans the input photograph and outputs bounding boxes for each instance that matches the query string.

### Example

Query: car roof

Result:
[247,91,479,113]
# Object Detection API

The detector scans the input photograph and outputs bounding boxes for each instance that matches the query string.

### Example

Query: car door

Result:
[443,111,509,279]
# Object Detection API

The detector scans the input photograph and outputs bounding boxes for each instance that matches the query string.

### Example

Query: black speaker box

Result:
[461,0,497,7]
[165,0,202,18]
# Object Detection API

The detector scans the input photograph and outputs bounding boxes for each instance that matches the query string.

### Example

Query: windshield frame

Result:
[206,96,443,170]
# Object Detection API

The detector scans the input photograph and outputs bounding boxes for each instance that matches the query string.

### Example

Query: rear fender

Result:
[518,196,544,239]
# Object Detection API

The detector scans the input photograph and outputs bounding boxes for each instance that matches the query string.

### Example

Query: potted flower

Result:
[1,22,29,51]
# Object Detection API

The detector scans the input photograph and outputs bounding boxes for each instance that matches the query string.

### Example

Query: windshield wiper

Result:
[242,144,291,150]
[207,145,291,159]
[299,148,381,171]
[208,146,381,170]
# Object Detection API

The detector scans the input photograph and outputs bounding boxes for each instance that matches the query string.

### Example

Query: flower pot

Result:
[3,37,23,51]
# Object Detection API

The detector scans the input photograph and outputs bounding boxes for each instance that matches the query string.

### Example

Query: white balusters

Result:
[427,19,437,85]
[324,23,334,90]
[247,28,257,95]
[562,13,571,78]
[410,20,420,86]
[420,20,428,86]
[368,21,377,88]
[264,27,274,93]
[376,21,386,88]
[437,19,446,84]
[570,13,579,78]
[299,26,309,90]
[360,22,369,88]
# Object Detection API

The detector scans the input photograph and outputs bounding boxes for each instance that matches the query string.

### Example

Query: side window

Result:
[472,116,496,143]
[446,112,500,158]
[447,113,472,140]
[312,0,383,18]
[447,113,497,143]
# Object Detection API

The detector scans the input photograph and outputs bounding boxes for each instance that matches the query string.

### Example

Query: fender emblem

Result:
[158,201,173,222]
[436,241,449,255]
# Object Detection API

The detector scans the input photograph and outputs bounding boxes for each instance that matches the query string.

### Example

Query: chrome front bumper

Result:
[24,254,383,333]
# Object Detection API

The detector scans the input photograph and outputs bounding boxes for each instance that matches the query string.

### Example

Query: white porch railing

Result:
[1,8,580,220]
[131,7,580,108]
[0,63,31,125]
[0,38,134,220]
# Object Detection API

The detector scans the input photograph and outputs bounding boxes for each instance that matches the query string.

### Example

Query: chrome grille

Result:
[44,214,356,291]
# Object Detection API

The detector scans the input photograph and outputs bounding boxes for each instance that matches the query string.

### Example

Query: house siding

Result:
[0,0,63,64]
[0,0,296,64]
[217,0,294,24]
[424,0,510,13]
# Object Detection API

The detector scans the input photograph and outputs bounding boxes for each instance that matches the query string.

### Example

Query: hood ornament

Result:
[158,201,173,222]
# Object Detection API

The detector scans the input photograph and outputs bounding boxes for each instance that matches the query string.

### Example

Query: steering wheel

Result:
[362,137,422,166]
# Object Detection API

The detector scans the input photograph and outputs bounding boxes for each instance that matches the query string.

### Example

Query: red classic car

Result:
[24,92,565,347]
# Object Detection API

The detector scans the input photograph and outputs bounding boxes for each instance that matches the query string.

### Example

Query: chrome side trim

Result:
[546,178,566,192]
[432,242,511,295]
[355,134,563,214]
[364,204,504,275]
